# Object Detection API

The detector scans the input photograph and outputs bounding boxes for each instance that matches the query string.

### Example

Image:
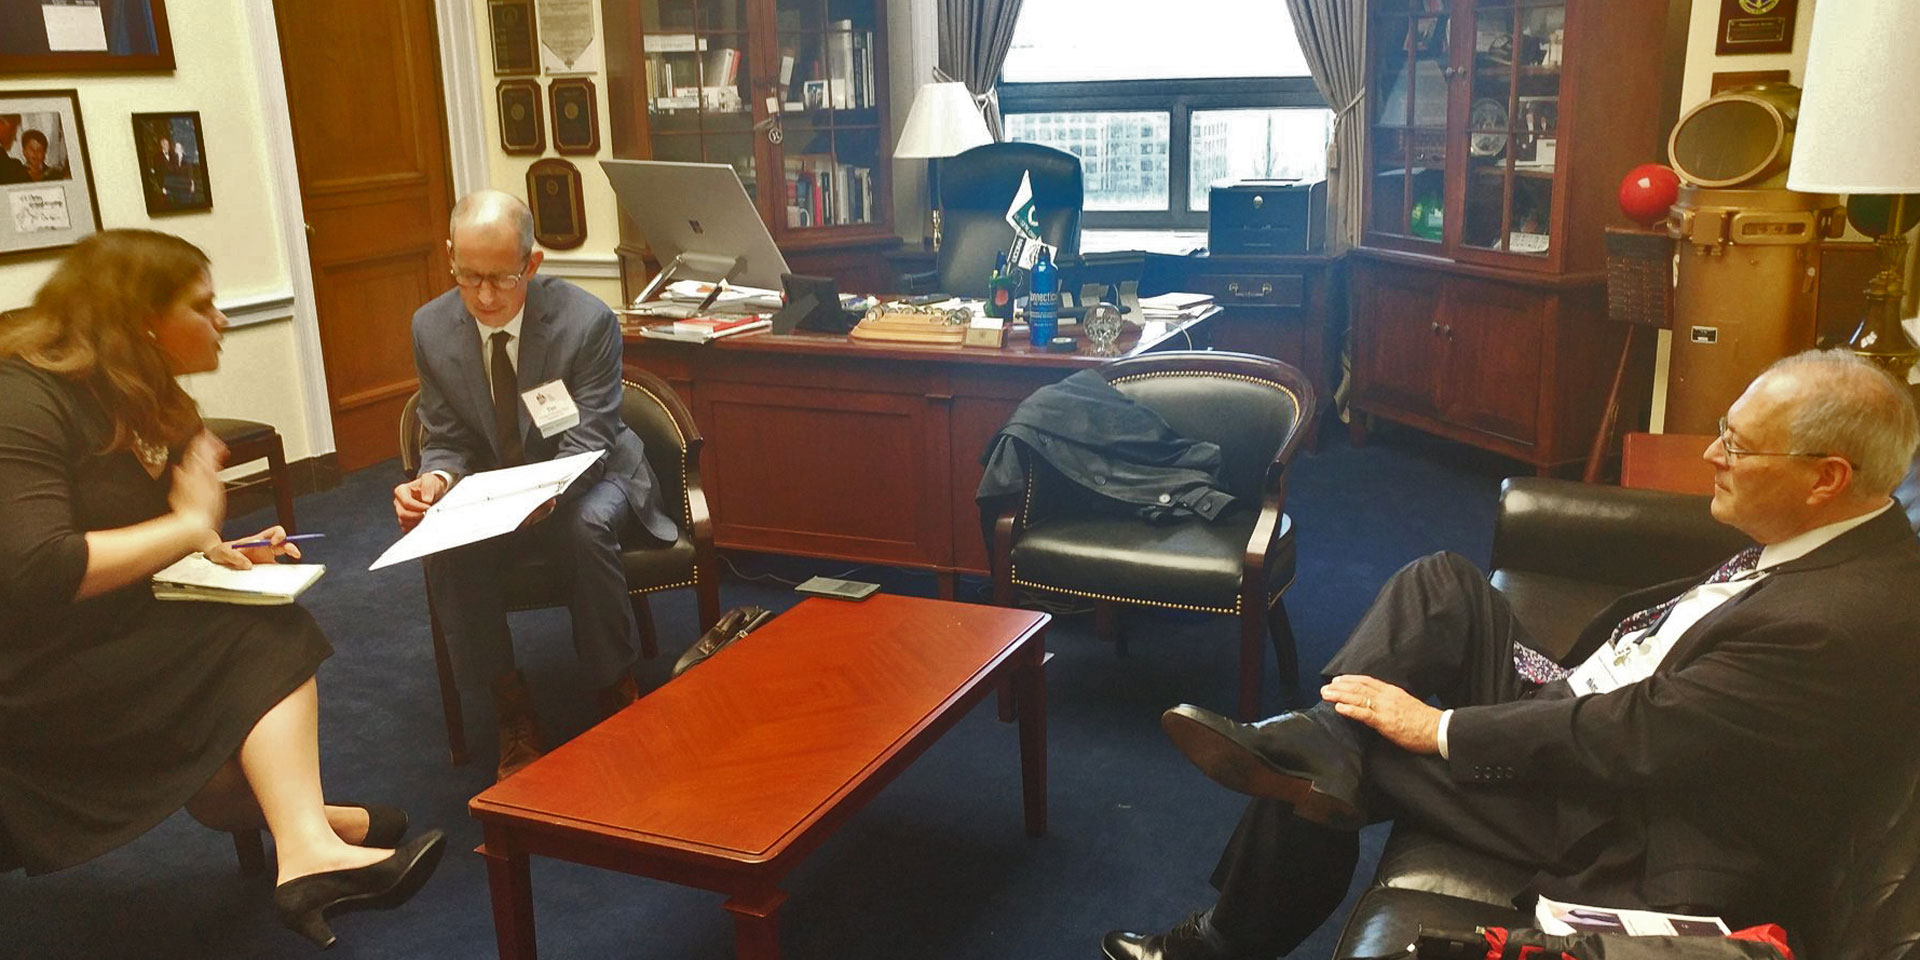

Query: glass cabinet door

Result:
[1367,0,1451,249]
[1460,0,1562,258]
[772,0,884,230]
[640,0,758,200]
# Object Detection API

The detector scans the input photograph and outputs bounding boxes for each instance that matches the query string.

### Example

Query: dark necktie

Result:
[1511,544,1764,684]
[489,330,524,467]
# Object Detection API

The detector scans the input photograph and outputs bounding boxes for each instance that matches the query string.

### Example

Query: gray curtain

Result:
[936,0,1025,139]
[1286,0,1368,251]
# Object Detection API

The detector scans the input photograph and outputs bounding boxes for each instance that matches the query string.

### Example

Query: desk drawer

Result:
[1194,273,1305,308]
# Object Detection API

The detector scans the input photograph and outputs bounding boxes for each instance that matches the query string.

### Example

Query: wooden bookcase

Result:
[1350,0,1669,473]
[603,0,899,303]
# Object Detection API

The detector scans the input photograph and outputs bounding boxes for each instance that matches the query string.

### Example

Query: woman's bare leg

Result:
[235,677,387,884]
[187,761,377,845]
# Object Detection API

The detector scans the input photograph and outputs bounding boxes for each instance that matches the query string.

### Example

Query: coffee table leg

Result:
[724,889,789,960]
[481,840,538,960]
[1014,640,1048,837]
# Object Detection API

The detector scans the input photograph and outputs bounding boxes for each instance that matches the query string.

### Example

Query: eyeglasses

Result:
[450,263,528,291]
[1715,416,1848,465]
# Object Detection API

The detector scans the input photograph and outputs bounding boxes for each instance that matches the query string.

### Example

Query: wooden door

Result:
[1438,276,1542,445]
[1350,260,1446,416]
[274,0,452,471]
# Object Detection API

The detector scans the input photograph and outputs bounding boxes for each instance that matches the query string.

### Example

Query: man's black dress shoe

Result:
[1103,912,1245,960]
[333,802,408,848]
[272,829,447,949]
[1161,704,1366,829]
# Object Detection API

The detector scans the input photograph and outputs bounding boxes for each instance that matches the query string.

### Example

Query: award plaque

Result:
[496,79,545,155]
[487,0,540,76]
[1716,0,1798,56]
[548,78,600,155]
[527,158,586,250]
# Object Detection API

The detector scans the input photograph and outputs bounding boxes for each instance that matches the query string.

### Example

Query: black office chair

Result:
[901,142,1084,298]
[988,352,1316,721]
[398,370,721,765]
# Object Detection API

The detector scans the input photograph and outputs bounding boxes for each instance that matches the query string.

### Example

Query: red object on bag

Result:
[1618,163,1680,226]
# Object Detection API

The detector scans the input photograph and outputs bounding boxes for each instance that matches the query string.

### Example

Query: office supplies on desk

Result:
[638,317,772,343]
[770,273,863,334]
[152,554,326,605]
[369,451,605,570]
[848,304,969,344]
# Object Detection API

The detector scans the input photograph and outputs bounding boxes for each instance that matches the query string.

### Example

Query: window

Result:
[999,0,1331,230]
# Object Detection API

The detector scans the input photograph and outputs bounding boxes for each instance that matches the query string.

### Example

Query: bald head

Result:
[448,189,535,260]
[1763,349,1919,499]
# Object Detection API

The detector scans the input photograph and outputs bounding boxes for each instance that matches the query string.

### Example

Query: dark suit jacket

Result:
[411,274,677,542]
[1449,505,1920,928]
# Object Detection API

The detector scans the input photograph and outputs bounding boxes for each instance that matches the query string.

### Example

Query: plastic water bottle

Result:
[1028,247,1059,346]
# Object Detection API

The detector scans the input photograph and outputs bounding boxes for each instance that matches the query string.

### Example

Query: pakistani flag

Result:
[1004,171,1040,239]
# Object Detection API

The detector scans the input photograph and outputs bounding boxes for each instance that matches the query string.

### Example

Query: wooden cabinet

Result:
[1351,0,1667,470]
[1173,253,1345,447]
[603,0,897,302]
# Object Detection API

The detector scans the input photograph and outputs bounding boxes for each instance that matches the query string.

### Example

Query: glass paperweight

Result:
[1084,302,1124,356]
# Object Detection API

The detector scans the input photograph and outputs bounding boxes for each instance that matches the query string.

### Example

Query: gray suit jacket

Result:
[410,274,677,542]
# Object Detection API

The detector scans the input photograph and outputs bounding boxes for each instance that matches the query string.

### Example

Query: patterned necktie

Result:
[489,331,524,467]
[1511,544,1764,684]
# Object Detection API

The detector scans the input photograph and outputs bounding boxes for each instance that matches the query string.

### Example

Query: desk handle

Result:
[1225,281,1272,300]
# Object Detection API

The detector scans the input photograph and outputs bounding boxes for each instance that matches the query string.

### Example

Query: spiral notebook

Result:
[151,554,326,605]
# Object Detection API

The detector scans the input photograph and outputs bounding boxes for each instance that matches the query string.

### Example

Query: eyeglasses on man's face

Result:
[450,261,528,291]
[1715,416,1847,465]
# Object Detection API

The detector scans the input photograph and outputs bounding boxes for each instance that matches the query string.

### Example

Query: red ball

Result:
[1618,163,1680,227]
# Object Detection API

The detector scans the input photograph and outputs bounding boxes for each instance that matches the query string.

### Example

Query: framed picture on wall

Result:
[526,158,585,250]
[496,79,545,155]
[130,110,212,214]
[548,78,598,155]
[0,89,101,256]
[487,0,540,76]
[0,0,175,74]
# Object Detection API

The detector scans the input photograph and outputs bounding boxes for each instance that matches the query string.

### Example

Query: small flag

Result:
[1004,171,1040,239]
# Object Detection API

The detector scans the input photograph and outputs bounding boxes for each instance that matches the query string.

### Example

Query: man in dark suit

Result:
[392,190,677,781]
[1106,349,1920,960]
[0,115,29,185]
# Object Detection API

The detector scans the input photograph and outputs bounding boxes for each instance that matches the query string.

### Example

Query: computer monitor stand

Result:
[633,252,746,308]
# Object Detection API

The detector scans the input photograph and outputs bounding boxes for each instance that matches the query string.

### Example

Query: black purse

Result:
[671,606,776,677]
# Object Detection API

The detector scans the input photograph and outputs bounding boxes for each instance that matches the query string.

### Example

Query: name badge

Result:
[522,379,579,438]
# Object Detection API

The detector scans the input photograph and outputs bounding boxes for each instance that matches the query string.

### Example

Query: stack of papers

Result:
[621,280,784,319]
[638,316,771,343]
[1139,292,1216,322]
[1535,896,1729,937]
[370,451,605,570]
[152,554,326,605]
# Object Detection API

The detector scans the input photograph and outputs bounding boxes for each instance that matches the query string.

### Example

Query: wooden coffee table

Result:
[468,594,1051,959]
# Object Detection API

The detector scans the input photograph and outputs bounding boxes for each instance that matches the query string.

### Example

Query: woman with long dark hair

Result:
[0,229,443,948]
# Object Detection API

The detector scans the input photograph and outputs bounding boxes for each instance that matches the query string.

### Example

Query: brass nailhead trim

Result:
[623,378,701,588]
[1008,577,1242,616]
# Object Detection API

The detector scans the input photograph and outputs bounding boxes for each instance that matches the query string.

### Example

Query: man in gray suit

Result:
[392,190,677,781]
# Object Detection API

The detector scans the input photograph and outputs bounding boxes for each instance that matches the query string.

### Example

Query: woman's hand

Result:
[205,525,301,571]
[168,431,228,548]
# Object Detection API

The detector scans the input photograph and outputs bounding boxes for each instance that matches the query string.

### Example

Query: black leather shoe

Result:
[1161,704,1366,829]
[332,802,408,848]
[272,829,447,949]
[1103,912,1244,960]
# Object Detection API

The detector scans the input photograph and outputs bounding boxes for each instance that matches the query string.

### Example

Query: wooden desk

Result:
[1620,432,1716,495]
[623,315,1214,592]
[470,595,1051,960]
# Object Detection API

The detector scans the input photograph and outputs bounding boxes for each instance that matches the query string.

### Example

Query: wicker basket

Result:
[1604,226,1675,329]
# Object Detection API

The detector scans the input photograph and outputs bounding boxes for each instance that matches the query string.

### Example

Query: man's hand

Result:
[1322,675,1443,755]
[393,473,448,531]
[516,497,558,530]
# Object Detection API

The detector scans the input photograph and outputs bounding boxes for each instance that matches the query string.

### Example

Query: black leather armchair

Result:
[989,352,1315,721]
[1333,467,1920,960]
[900,141,1083,298]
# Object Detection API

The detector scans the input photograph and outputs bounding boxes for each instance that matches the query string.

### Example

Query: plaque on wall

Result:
[527,158,586,250]
[1715,0,1797,56]
[496,79,545,155]
[487,0,540,76]
[548,78,599,155]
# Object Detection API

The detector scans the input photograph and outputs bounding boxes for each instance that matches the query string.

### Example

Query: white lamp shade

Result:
[894,82,994,159]
[1786,0,1920,194]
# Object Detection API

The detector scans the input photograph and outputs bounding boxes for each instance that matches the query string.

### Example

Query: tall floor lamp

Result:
[895,81,994,252]
[1787,0,1920,382]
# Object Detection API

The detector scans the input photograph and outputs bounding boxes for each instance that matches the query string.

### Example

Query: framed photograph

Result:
[0,89,101,256]
[1716,0,1798,56]
[0,0,173,74]
[802,80,828,111]
[496,79,545,155]
[526,158,584,250]
[548,78,598,155]
[487,0,539,76]
[130,111,211,214]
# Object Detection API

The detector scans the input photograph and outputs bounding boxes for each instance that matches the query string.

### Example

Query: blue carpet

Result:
[0,427,1504,959]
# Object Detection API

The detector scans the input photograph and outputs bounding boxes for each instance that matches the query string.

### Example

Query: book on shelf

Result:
[782,154,874,228]
[152,554,327,606]
[828,22,854,109]
[643,34,707,54]
[639,317,771,343]
[704,47,741,86]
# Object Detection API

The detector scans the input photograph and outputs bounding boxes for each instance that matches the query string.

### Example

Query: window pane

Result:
[1005,112,1170,211]
[1003,0,1310,83]
[1189,109,1333,211]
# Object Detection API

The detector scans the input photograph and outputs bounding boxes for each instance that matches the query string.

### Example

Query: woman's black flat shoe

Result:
[272,829,446,949]
[333,802,408,848]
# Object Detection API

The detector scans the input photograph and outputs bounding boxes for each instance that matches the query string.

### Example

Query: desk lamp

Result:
[1787,0,1920,382]
[894,81,993,251]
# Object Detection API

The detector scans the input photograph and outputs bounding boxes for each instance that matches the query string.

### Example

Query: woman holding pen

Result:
[0,230,442,948]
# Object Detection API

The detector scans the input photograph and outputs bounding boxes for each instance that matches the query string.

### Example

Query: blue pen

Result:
[227,533,326,550]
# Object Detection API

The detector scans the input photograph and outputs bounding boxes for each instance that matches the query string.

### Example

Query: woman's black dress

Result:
[0,359,331,874]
